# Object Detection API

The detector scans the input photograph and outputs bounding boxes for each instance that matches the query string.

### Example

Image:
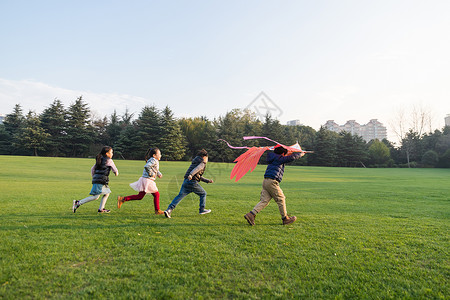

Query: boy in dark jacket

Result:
[164,149,213,218]
[244,146,302,225]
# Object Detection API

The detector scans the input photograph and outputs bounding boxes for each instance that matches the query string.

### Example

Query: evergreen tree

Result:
[159,106,186,161]
[40,99,67,156]
[0,124,11,154]
[262,114,285,144]
[336,132,367,167]
[135,105,161,155]
[106,110,122,147]
[310,126,338,166]
[15,111,50,156]
[65,96,93,157]
[114,123,140,160]
[92,116,109,146]
[3,104,26,154]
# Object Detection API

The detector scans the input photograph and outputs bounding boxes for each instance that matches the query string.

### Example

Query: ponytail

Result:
[96,146,112,166]
[144,147,159,161]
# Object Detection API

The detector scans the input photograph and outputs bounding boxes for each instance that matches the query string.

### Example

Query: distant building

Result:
[324,120,340,132]
[0,115,5,124]
[445,114,450,127]
[362,119,387,142]
[323,119,387,142]
[287,119,302,126]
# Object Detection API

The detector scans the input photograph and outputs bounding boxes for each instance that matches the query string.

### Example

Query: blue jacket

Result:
[264,152,302,182]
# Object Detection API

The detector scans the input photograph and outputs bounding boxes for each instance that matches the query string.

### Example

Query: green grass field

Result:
[0,155,448,299]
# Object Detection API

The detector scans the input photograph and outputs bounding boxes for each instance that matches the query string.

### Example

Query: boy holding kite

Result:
[219,136,310,226]
[244,146,303,226]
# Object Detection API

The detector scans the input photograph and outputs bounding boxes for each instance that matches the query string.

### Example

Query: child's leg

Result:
[123,191,146,201]
[191,183,207,211]
[267,181,287,218]
[79,194,101,206]
[152,192,160,211]
[252,187,271,215]
[167,182,190,211]
[99,193,110,210]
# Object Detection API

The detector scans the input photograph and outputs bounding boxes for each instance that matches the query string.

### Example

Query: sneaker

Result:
[72,200,80,213]
[244,211,255,225]
[164,209,172,218]
[155,209,164,215]
[98,209,111,213]
[282,215,297,225]
[199,209,211,215]
[117,196,124,209]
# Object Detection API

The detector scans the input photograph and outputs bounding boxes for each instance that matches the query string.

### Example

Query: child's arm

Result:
[144,158,160,178]
[107,159,119,176]
[187,162,206,179]
[200,176,213,184]
[275,152,303,164]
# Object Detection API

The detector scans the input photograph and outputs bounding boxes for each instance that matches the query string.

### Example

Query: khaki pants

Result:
[252,178,287,218]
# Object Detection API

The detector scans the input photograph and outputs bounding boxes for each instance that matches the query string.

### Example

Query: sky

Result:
[1,0,449,142]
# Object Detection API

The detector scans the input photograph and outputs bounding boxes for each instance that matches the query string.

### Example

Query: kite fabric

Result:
[218,136,313,182]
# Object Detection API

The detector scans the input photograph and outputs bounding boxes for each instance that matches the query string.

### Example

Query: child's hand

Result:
[209,179,214,184]
[188,175,193,180]
[158,174,163,178]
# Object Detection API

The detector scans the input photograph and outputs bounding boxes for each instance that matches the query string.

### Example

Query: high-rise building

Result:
[287,119,302,126]
[362,119,387,142]
[324,120,340,132]
[445,114,450,127]
[323,119,387,142]
[342,120,361,136]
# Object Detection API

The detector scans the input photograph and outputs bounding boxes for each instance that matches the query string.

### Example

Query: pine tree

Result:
[311,126,338,166]
[3,104,26,154]
[40,99,67,156]
[106,110,122,147]
[65,96,93,157]
[135,105,161,155]
[159,106,186,161]
[16,111,50,156]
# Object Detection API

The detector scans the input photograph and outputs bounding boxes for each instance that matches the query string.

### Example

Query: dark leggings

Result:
[123,191,160,210]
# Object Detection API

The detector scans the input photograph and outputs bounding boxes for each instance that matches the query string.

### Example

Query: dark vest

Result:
[92,157,111,185]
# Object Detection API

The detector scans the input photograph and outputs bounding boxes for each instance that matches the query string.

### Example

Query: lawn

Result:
[0,155,448,299]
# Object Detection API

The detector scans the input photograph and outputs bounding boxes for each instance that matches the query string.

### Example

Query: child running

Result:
[164,149,213,218]
[117,148,164,214]
[72,146,119,213]
[244,146,302,225]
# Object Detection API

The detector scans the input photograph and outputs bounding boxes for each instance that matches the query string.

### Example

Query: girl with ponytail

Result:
[117,147,164,214]
[72,146,119,213]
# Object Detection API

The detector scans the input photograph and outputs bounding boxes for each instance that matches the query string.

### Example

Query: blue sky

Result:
[1,0,449,141]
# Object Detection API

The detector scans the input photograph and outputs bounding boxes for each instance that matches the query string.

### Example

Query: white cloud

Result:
[0,78,151,118]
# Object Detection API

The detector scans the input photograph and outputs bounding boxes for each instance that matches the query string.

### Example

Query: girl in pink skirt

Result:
[117,148,164,214]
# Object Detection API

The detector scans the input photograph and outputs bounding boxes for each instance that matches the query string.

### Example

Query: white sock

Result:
[99,194,110,210]
[79,195,100,206]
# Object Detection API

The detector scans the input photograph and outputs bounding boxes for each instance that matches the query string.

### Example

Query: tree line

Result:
[1,97,450,168]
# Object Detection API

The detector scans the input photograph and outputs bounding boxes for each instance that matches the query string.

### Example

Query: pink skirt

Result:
[129,177,158,193]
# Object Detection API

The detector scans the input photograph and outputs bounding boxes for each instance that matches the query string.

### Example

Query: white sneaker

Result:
[199,209,211,215]
[72,200,79,213]
[164,209,172,218]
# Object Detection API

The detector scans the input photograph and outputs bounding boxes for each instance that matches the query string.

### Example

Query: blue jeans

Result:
[167,179,207,212]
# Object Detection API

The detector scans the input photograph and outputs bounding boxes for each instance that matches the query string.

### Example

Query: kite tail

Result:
[217,139,250,150]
